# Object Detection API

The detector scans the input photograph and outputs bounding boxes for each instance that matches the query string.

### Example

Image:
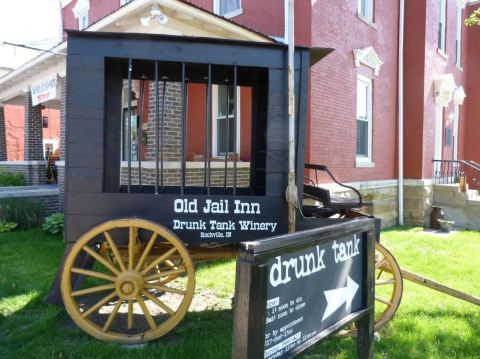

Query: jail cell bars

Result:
[119,61,252,195]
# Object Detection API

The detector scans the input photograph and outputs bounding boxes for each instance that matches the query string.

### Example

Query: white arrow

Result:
[321,275,360,322]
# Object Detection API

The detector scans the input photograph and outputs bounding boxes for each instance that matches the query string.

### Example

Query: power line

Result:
[0,40,64,55]
[26,37,62,45]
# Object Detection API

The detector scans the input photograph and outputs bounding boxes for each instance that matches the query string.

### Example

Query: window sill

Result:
[356,13,376,30]
[437,49,448,61]
[220,8,243,19]
[355,160,375,168]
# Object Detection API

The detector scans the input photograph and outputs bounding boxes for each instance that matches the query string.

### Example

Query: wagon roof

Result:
[67,30,334,67]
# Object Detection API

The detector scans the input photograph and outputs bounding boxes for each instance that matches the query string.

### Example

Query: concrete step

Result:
[433,184,460,192]
[467,189,480,201]
[468,199,480,206]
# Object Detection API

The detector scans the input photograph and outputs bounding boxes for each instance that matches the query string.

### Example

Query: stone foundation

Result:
[433,184,480,230]
[403,180,433,227]
[308,180,399,229]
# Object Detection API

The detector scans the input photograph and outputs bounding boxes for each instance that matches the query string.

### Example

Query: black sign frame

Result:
[232,218,375,359]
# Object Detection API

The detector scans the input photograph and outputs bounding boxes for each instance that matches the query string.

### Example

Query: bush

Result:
[42,213,64,235]
[0,171,25,186]
[0,220,17,232]
[0,198,44,229]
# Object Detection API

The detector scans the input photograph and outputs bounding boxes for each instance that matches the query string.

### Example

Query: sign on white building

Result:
[31,74,57,106]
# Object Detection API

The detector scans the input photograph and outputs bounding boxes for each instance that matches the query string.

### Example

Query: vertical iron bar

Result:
[181,63,186,195]
[444,162,447,184]
[233,66,238,195]
[224,81,230,193]
[138,79,145,189]
[449,161,452,184]
[127,58,132,193]
[446,161,448,184]
[448,161,451,184]
[206,65,212,195]
[161,78,166,193]
[155,62,159,194]
[442,162,445,184]
[203,68,209,192]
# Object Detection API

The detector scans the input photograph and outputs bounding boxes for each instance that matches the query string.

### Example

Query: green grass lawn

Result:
[1,228,479,358]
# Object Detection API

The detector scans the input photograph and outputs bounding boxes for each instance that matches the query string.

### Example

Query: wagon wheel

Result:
[343,242,403,335]
[61,218,195,343]
[373,242,403,331]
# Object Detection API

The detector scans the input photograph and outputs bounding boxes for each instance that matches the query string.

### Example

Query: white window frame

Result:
[120,0,133,6]
[78,10,89,30]
[455,6,463,67]
[213,0,243,19]
[72,0,89,30]
[43,139,59,159]
[453,104,460,160]
[212,85,241,158]
[439,0,447,53]
[358,0,373,23]
[356,75,373,166]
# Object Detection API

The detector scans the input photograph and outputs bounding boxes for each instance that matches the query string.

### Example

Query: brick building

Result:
[0,0,479,227]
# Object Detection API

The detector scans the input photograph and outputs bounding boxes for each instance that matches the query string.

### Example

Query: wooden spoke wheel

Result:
[61,219,195,343]
[343,242,403,335]
[373,242,403,331]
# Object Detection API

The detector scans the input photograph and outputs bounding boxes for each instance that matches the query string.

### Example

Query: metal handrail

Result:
[432,159,480,189]
[466,160,480,172]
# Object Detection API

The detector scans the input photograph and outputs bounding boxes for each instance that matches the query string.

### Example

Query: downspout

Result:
[398,0,405,225]
[286,0,297,232]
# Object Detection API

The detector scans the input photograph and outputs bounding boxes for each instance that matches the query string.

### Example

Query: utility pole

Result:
[287,0,296,233]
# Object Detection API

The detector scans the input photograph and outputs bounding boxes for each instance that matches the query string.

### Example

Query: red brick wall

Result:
[62,0,119,32]
[404,0,426,179]
[187,84,251,161]
[4,105,60,161]
[5,105,24,160]
[308,0,399,183]
[187,0,286,40]
[464,6,480,165]
[404,0,468,179]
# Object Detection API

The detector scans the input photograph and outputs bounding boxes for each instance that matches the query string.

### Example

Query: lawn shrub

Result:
[0,198,44,229]
[0,220,17,232]
[0,170,25,186]
[42,212,64,235]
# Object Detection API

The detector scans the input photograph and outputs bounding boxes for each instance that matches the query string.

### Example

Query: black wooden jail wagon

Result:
[49,31,403,344]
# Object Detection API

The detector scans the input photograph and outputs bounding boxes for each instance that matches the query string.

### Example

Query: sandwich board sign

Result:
[232,218,375,359]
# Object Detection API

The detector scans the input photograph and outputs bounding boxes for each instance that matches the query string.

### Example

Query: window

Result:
[456,6,463,66]
[212,85,240,157]
[122,107,138,161]
[356,76,373,163]
[444,127,452,147]
[214,0,242,18]
[42,116,49,128]
[358,0,373,23]
[43,140,58,160]
[438,0,447,53]
[72,0,90,30]
[120,0,133,5]
[79,11,89,30]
